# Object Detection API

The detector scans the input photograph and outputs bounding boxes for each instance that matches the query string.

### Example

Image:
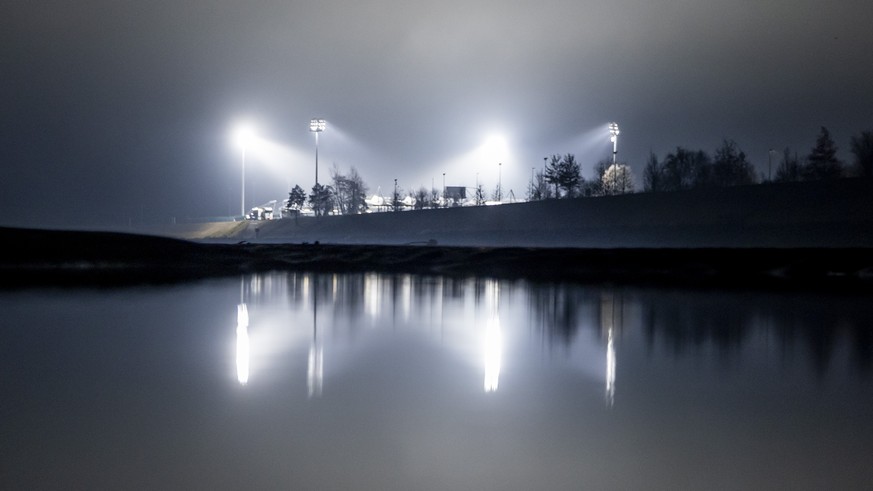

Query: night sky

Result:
[3,1,871,229]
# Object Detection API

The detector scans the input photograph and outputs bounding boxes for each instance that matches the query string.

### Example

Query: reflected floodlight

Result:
[236,303,249,385]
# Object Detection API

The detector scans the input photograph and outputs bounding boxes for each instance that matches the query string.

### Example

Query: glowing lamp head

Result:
[609,122,620,137]
[310,118,326,132]
[233,124,256,149]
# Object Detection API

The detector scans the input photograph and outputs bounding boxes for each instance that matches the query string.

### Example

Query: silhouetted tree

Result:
[642,152,664,192]
[309,183,334,216]
[775,148,803,182]
[430,187,441,208]
[559,154,582,197]
[286,185,307,211]
[544,153,582,198]
[491,183,502,202]
[391,182,404,212]
[662,147,710,191]
[582,160,609,196]
[544,154,562,197]
[414,187,431,210]
[530,170,553,200]
[803,126,843,180]
[850,131,873,177]
[712,139,757,187]
[331,165,368,215]
[475,184,486,205]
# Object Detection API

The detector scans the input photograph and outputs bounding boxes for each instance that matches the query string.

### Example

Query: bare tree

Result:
[775,148,803,182]
[712,139,756,187]
[430,187,441,208]
[602,163,635,195]
[850,131,873,177]
[413,187,431,210]
[330,164,368,214]
[662,147,710,191]
[530,170,553,200]
[475,184,486,205]
[642,152,663,192]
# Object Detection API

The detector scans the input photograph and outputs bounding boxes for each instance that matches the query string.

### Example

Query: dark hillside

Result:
[7,179,870,290]
[175,178,873,248]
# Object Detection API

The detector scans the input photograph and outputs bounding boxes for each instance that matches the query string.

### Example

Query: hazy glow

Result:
[236,303,250,385]
[364,273,382,318]
[247,139,312,178]
[233,123,257,150]
[556,124,615,164]
[482,134,509,163]
[429,132,514,195]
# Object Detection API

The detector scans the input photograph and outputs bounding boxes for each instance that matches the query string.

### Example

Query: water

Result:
[2,273,871,490]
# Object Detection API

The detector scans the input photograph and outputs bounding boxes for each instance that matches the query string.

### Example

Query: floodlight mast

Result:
[234,124,256,217]
[310,119,326,186]
[498,162,502,202]
[609,122,620,165]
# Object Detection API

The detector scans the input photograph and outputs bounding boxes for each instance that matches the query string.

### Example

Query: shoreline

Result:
[2,226,872,291]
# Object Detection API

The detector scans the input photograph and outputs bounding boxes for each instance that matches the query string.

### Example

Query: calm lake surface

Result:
[2,272,872,490]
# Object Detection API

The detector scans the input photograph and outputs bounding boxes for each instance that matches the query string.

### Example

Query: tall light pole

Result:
[442,172,446,208]
[310,118,326,187]
[609,122,620,166]
[768,149,775,182]
[233,124,256,218]
[530,167,534,200]
[498,162,502,202]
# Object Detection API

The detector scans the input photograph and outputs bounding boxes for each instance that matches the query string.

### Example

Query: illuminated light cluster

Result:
[609,122,620,142]
[309,118,326,133]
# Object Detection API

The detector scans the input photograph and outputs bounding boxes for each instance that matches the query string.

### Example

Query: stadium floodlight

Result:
[609,122,620,165]
[310,119,326,186]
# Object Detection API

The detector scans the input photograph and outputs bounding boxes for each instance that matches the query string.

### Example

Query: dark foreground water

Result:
[2,273,872,490]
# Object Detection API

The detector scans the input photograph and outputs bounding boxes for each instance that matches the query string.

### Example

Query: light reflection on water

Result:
[2,272,872,490]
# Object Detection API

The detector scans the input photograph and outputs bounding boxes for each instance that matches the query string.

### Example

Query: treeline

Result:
[643,127,873,193]
[281,127,873,216]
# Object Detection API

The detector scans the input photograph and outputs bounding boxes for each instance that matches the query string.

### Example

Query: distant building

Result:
[445,186,466,204]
